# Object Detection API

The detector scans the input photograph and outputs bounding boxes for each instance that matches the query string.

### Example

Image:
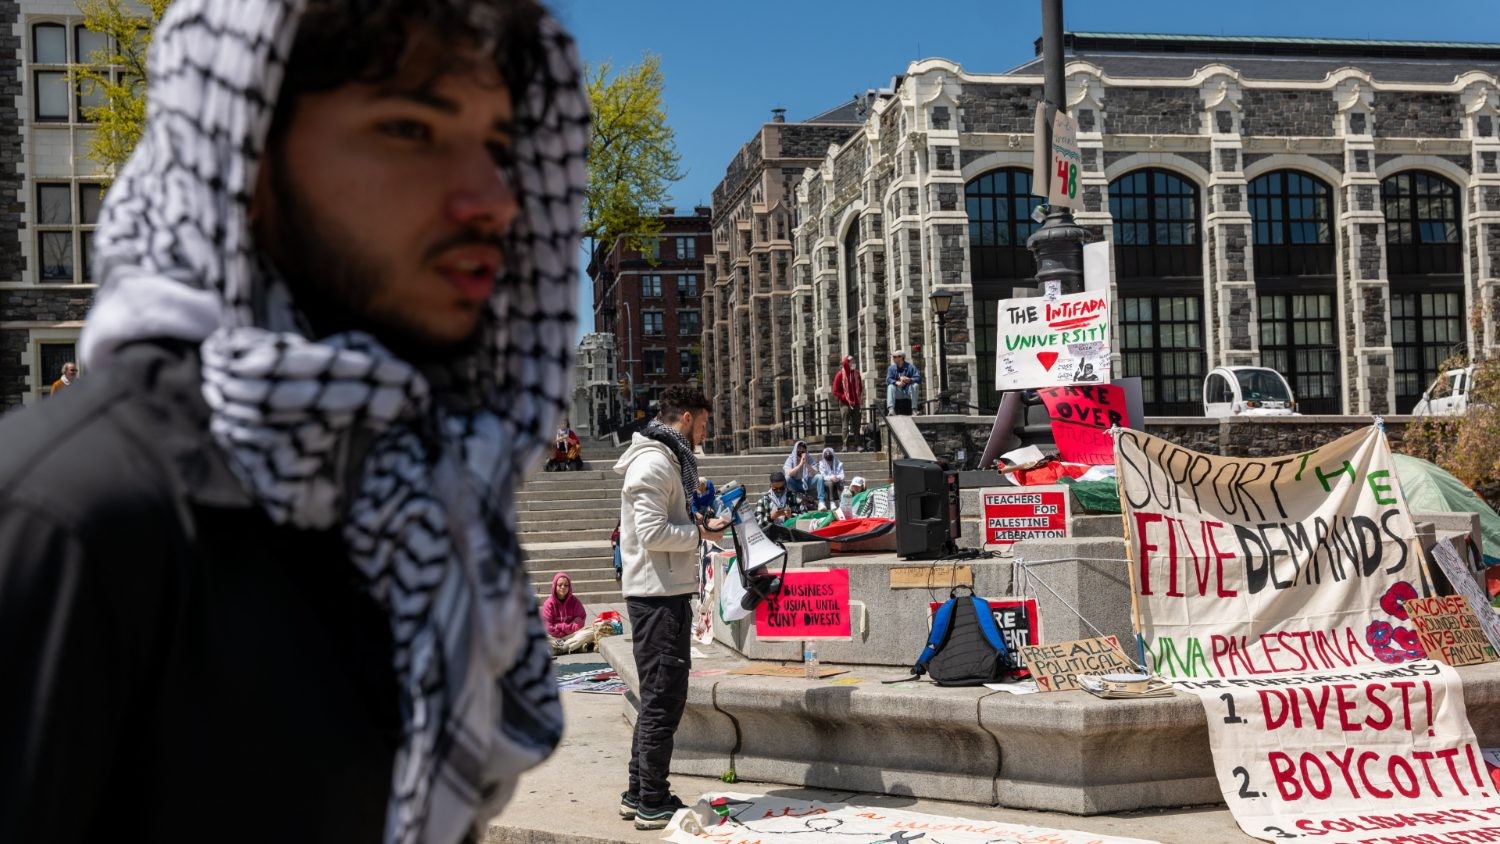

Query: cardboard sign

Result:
[995,292,1110,390]
[888,564,973,589]
[1176,662,1495,843]
[1429,539,1500,657]
[1404,594,1498,666]
[1118,426,1426,680]
[980,485,1069,547]
[1048,108,1081,208]
[930,598,1041,675]
[754,569,851,641]
[1037,381,1143,466]
[1019,635,1135,692]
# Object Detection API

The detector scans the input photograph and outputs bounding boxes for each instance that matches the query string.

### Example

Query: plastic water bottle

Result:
[803,641,819,680]
[838,488,853,518]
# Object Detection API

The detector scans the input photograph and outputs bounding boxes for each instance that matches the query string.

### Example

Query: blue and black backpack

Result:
[913,586,1013,686]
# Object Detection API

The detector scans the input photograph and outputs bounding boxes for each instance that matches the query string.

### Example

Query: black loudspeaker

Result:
[894,458,954,559]
[894,396,913,416]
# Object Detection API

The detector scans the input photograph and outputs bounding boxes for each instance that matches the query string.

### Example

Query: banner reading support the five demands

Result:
[1118,426,1427,679]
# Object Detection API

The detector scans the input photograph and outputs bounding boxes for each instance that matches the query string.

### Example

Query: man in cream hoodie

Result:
[613,385,726,829]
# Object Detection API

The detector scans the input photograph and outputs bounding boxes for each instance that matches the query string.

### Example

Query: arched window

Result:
[1109,168,1200,278]
[1249,170,1340,413]
[1382,171,1465,412]
[966,168,1040,413]
[1109,168,1204,415]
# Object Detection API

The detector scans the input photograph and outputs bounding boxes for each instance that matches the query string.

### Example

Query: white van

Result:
[1203,366,1299,417]
[1411,366,1474,417]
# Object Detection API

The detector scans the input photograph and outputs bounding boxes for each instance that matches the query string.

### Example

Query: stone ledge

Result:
[600,635,1500,815]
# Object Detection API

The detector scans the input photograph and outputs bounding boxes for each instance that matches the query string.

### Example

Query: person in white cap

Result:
[885,349,921,414]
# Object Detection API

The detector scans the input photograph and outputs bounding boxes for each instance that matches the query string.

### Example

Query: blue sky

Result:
[551,0,1500,340]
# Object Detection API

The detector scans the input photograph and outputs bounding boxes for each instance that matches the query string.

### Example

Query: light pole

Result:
[1026,0,1091,294]
[930,292,953,413]
[619,299,635,414]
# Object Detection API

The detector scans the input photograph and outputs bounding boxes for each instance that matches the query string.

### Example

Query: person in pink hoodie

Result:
[542,572,592,654]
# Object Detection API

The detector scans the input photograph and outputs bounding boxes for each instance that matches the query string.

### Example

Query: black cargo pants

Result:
[626,594,692,805]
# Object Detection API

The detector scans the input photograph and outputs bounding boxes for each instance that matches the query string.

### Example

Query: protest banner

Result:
[1404,595,1497,666]
[1175,661,1499,843]
[1430,539,1500,657]
[980,486,1070,547]
[665,791,1160,843]
[931,598,1041,675]
[1019,635,1136,692]
[995,291,1110,390]
[754,568,851,641]
[1036,379,1144,465]
[1117,426,1427,679]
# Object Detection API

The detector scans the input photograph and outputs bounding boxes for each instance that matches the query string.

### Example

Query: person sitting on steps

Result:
[886,349,921,415]
[815,447,845,511]
[542,572,592,655]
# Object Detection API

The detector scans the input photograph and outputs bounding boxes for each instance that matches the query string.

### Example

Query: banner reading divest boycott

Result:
[1117,426,1426,679]
[1175,662,1499,844]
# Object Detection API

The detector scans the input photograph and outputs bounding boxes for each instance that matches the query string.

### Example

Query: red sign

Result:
[980,486,1069,546]
[1037,383,1127,465]
[755,569,851,640]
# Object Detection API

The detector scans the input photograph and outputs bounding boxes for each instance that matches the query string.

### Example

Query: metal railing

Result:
[775,399,886,452]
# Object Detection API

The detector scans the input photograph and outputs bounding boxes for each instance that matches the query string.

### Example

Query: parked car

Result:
[1203,366,1299,417]
[1411,366,1474,417]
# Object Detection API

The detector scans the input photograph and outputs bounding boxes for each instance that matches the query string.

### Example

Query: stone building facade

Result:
[701,33,1500,448]
[570,332,617,438]
[700,104,869,450]
[2,1,115,408]
[589,208,712,423]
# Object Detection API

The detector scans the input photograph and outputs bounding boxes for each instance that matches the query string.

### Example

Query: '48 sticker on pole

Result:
[1048,107,1080,208]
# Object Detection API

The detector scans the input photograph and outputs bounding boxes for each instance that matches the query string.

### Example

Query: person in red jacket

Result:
[542,572,592,654]
[831,356,864,451]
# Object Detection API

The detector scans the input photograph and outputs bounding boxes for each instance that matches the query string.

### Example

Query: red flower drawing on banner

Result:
[1366,582,1427,664]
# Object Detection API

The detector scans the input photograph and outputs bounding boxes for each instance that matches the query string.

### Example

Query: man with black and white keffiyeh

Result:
[0,2,587,843]
[612,385,727,830]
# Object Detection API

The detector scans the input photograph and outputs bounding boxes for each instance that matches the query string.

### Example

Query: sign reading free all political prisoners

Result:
[1117,426,1426,679]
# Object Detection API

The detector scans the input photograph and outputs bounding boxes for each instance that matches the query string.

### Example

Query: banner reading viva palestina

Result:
[1118,427,1426,679]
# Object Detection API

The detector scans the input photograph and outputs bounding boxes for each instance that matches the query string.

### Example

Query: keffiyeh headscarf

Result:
[77,2,588,842]
[642,418,699,516]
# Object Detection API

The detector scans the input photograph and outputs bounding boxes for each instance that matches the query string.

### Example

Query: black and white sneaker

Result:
[633,793,687,830]
[618,791,639,819]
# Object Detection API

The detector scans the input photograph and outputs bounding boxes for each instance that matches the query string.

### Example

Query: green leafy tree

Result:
[72,0,171,181]
[585,54,684,261]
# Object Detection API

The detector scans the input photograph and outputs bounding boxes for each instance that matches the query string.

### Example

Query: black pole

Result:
[936,312,950,413]
[1026,0,1090,295]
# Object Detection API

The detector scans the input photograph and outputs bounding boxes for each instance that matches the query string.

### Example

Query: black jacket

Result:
[0,341,399,843]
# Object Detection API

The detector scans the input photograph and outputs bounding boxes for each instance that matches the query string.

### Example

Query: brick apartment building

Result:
[588,208,711,422]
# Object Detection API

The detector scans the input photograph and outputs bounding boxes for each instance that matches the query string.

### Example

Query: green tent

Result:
[1394,454,1500,567]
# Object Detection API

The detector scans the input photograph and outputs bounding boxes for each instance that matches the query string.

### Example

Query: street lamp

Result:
[929,292,953,413]
[1025,0,1091,294]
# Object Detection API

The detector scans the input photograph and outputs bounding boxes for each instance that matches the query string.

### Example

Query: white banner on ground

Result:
[664,792,1160,843]
[1174,661,1499,843]
[1118,426,1427,679]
